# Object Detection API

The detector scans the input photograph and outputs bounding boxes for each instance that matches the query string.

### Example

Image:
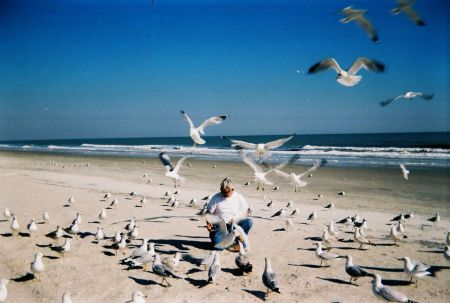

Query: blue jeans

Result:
[209,218,253,250]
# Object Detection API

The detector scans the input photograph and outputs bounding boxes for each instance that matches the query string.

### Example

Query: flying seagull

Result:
[158,152,188,188]
[400,164,410,180]
[239,151,275,191]
[274,159,327,192]
[181,110,228,146]
[222,134,295,162]
[391,0,426,26]
[340,6,379,42]
[380,92,433,107]
[308,57,385,87]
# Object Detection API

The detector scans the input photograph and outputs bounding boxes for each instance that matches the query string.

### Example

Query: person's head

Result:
[220,178,235,198]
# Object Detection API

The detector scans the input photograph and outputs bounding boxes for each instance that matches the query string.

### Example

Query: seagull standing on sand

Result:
[235,241,253,274]
[95,227,105,244]
[162,252,181,271]
[208,252,221,284]
[181,110,228,146]
[109,197,119,208]
[275,159,327,192]
[307,210,317,224]
[372,274,419,302]
[51,238,72,257]
[427,212,440,226]
[308,57,385,87]
[0,279,9,303]
[10,216,20,236]
[285,219,294,231]
[314,242,340,267]
[343,255,373,284]
[158,152,188,188]
[42,211,50,224]
[400,257,431,285]
[152,253,182,287]
[98,208,107,221]
[340,6,379,42]
[290,208,300,217]
[68,196,75,206]
[262,257,281,297]
[127,291,147,303]
[3,208,11,219]
[222,134,295,162]
[31,252,45,281]
[271,207,286,218]
[354,227,372,249]
[62,293,73,303]
[380,92,433,107]
[27,219,38,236]
[391,211,414,222]
[391,0,426,26]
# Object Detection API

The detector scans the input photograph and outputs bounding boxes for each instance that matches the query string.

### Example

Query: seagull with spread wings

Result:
[308,57,385,87]
[274,159,327,192]
[380,91,433,107]
[181,110,228,146]
[340,6,379,42]
[391,0,426,26]
[158,152,188,188]
[222,134,295,162]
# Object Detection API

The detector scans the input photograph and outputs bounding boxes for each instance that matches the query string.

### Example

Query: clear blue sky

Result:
[0,0,448,140]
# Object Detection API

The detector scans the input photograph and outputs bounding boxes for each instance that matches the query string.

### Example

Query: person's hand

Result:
[206,222,213,232]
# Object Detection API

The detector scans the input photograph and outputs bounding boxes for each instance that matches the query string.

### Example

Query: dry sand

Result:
[0,151,449,302]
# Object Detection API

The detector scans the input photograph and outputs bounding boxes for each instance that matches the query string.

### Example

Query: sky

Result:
[0,0,448,141]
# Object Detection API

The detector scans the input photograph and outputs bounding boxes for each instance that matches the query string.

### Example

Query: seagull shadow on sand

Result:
[242,289,266,301]
[128,276,159,286]
[0,219,8,223]
[0,233,13,237]
[304,236,322,241]
[380,279,413,286]
[289,263,325,269]
[36,243,52,248]
[360,265,403,273]
[12,273,35,283]
[185,277,208,288]
[317,277,357,286]
[273,228,287,232]
[417,249,444,254]
[152,238,212,251]
[222,267,244,276]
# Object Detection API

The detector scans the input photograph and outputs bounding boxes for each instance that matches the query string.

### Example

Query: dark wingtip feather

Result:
[308,62,321,74]
[417,20,425,26]
[372,35,379,42]
[180,110,185,114]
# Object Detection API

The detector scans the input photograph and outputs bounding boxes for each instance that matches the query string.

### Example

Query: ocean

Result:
[0,132,449,168]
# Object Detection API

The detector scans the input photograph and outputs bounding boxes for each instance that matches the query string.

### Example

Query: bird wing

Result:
[403,4,425,25]
[378,286,408,302]
[354,15,379,42]
[197,115,228,134]
[173,156,187,174]
[308,58,343,74]
[232,224,250,250]
[158,152,174,171]
[349,58,385,75]
[274,169,290,179]
[263,272,280,292]
[222,136,258,150]
[417,93,433,100]
[298,159,327,179]
[240,151,263,173]
[180,110,195,129]
[264,134,295,150]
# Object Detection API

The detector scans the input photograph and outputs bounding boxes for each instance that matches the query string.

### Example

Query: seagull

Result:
[127,291,147,303]
[162,252,182,271]
[51,238,72,257]
[290,208,300,217]
[3,208,11,219]
[444,246,450,261]
[128,226,139,240]
[31,252,45,281]
[103,193,111,199]
[46,225,64,243]
[400,256,431,285]
[208,252,221,284]
[380,91,433,107]
[337,216,353,226]
[324,203,335,209]
[124,239,149,263]
[74,213,82,225]
[240,151,275,191]
[314,242,340,267]
[398,164,411,180]
[397,221,406,234]
[307,210,317,224]
[27,219,38,236]
[125,217,136,231]
[235,241,253,274]
[266,200,273,208]
[445,232,450,246]
[262,257,281,298]
[112,235,128,256]
[129,243,156,271]
[338,191,346,196]
[0,279,9,303]
[308,57,385,87]
[95,227,105,244]
[321,228,336,247]
[353,218,368,229]
[68,196,75,205]
[285,200,293,208]
[390,211,414,221]
[152,253,182,287]
[275,159,327,192]
[158,152,188,188]
[181,110,228,146]
[199,251,215,270]
[98,208,107,221]
[372,274,418,302]
[188,197,198,207]
[139,197,147,207]
[327,221,339,237]
[391,0,426,26]
[109,197,119,208]
[222,134,295,162]
[42,211,50,224]
[340,6,379,42]
[271,207,286,218]
[10,216,20,236]
[354,227,372,249]
[343,255,373,284]
[427,212,440,225]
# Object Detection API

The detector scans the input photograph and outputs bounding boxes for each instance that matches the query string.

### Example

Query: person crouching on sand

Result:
[206,178,253,252]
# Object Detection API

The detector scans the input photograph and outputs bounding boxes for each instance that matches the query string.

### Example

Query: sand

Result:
[0,151,449,302]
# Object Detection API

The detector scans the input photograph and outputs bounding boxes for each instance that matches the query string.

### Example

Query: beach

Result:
[0,151,448,302]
